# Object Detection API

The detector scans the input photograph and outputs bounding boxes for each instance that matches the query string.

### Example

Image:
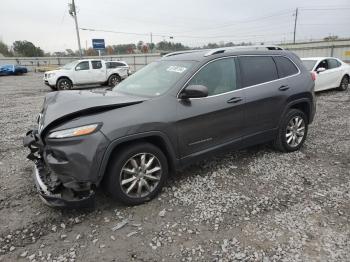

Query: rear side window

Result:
[327,59,341,69]
[106,62,126,69]
[239,56,278,87]
[273,56,299,78]
[91,60,102,69]
[115,62,126,67]
[188,57,237,96]
[106,62,115,69]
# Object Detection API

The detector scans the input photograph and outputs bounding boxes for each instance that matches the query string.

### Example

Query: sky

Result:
[0,0,349,53]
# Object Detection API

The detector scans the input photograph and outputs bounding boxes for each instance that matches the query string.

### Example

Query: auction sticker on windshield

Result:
[167,66,187,73]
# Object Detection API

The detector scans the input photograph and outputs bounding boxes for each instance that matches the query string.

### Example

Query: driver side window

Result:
[316,60,329,71]
[75,61,90,71]
[188,58,237,96]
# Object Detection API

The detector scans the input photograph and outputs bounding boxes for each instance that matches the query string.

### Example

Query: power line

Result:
[79,5,350,47]
[175,9,294,34]
[80,27,292,41]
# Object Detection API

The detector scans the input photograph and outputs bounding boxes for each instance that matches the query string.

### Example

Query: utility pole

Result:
[69,0,82,57]
[150,32,153,53]
[293,8,298,44]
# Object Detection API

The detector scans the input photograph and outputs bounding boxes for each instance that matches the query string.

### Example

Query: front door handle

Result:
[279,85,290,91]
[227,97,242,103]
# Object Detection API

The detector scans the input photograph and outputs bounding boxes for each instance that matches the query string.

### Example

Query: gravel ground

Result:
[0,73,349,262]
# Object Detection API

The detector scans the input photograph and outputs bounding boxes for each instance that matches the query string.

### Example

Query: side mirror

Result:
[179,85,208,99]
[75,66,81,71]
[316,67,326,74]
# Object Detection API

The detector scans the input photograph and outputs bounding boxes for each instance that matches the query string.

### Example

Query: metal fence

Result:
[1,40,349,72]
[282,39,350,62]
[0,53,162,72]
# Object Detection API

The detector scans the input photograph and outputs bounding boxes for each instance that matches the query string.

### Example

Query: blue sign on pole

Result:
[92,39,105,49]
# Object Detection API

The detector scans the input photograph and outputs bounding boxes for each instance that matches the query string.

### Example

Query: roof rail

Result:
[204,45,284,57]
[163,49,208,57]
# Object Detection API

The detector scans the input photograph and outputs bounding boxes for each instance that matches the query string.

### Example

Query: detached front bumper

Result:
[23,130,95,208]
[33,161,95,208]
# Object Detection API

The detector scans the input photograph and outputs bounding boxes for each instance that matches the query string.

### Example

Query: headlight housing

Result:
[48,124,100,139]
[47,73,55,78]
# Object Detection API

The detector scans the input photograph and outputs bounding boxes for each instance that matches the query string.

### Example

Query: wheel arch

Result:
[280,97,313,126]
[341,73,349,82]
[108,73,121,81]
[56,76,73,87]
[97,131,178,185]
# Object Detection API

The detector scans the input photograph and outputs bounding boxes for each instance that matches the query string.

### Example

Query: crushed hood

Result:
[40,90,145,133]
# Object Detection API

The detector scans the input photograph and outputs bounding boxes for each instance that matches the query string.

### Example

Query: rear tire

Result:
[104,143,168,205]
[56,78,72,90]
[108,74,121,87]
[337,75,349,91]
[273,109,308,152]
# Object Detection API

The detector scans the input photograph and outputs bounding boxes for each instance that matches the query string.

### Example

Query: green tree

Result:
[148,42,155,51]
[0,40,13,56]
[156,41,188,51]
[106,45,114,55]
[12,40,44,57]
[203,43,219,49]
[112,44,136,54]
[85,47,98,56]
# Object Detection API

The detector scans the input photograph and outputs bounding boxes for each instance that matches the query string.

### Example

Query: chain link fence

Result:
[0,53,162,72]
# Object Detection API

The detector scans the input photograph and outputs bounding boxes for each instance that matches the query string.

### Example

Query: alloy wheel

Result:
[341,77,349,90]
[59,80,71,90]
[286,116,305,147]
[110,76,120,86]
[119,153,162,198]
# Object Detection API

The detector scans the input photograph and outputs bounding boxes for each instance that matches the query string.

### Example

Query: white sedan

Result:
[301,57,349,92]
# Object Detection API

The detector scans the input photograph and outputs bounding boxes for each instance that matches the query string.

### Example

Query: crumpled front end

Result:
[23,129,105,208]
[23,90,144,208]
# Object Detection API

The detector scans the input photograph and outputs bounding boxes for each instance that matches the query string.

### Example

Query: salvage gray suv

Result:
[24,47,316,208]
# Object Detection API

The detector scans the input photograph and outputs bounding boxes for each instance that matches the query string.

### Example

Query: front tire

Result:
[56,78,72,90]
[273,109,308,152]
[104,143,168,205]
[337,75,349,91]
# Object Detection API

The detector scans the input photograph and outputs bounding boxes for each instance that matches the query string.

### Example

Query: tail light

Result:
[311,72,316,81]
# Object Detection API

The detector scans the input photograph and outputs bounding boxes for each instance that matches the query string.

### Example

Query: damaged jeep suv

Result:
[24,47,316,208]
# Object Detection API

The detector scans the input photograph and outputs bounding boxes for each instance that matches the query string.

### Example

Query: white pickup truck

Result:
[44,59,130,90]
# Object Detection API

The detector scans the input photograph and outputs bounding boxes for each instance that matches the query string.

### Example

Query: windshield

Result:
[301,60,317,71]
[113,60,194,97]
[62,61,77,70]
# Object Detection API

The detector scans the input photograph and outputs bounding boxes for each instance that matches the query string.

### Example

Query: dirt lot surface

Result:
[0,73,349,262]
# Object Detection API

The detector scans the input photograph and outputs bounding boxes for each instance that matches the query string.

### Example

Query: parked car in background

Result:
[43,59,129,90]
[0,64,28,76]
[301,57,349,92]
[105,61,131,75]
[24,48,316,208]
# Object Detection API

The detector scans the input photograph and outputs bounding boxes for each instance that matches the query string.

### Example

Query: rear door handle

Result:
[279,85,290,91]
[227,97,242,103]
